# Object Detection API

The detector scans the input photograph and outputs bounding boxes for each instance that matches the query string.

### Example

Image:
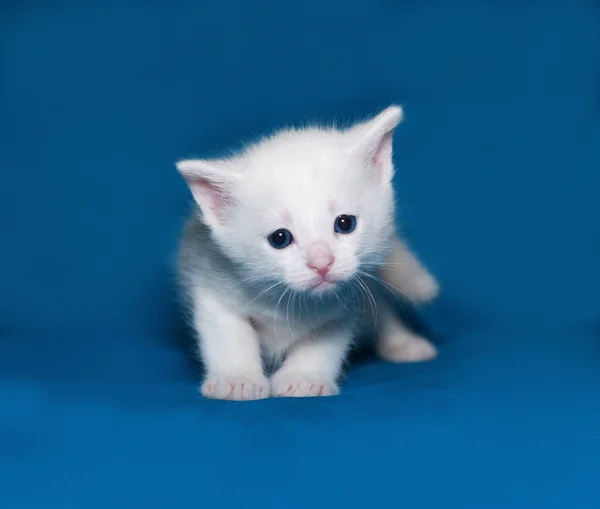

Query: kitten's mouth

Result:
[309,278,338,292]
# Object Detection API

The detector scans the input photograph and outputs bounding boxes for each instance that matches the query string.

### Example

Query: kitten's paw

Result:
[200,373,270,401]
[270,373,339,398]
[377,334,438,363]
[408,273,440,304]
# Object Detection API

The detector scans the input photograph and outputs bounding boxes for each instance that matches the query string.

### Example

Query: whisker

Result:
[273,287,289,337]
[355,275,378,328]
[357,270,407,312]
[286,290,295,337]
[246,281,285,307]
[358,270,409,299]
[349,277,367,317]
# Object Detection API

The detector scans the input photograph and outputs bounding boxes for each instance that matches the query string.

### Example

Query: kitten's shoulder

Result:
[177,211,253,314]
[177,210,217,285]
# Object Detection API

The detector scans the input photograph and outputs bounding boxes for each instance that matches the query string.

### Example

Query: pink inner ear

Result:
[371,131,393,181]
[186,177,231,222]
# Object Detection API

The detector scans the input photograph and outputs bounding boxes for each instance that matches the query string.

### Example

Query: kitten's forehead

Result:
[233,130,378,236]
[241,128,361,190]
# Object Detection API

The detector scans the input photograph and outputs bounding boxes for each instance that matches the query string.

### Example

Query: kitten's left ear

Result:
[176,158,240,229]
[350,105,404,182]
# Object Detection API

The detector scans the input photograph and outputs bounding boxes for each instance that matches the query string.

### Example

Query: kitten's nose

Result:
[306,242,335,278]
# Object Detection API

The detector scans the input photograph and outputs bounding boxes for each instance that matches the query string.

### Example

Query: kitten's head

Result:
[177,106,402,295]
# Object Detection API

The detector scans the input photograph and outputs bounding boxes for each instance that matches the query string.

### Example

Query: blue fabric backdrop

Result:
[2,1,600,507]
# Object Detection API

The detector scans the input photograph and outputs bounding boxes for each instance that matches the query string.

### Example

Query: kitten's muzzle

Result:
[306,242,335,279]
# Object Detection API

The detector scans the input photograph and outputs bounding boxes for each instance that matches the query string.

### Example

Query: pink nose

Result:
[306,242,335,278]
[309,263,333,278]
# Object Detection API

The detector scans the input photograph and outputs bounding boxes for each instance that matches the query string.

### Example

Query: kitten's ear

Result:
[176,158,239,228]
[350,105,404,182]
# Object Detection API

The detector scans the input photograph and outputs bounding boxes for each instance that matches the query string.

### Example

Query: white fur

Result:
[176,106,439,400]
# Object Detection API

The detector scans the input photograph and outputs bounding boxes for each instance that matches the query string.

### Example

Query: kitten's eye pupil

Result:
[268,229,293,249]
[334,215,357,234]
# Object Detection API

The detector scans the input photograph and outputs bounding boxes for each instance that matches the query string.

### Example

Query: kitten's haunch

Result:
[379,235,440,304]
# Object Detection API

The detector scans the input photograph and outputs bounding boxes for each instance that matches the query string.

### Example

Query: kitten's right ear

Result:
[176,159,239,228]
[349,105,404,183]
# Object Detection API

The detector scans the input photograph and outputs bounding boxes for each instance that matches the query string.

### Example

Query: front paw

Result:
[200,373,269,401]
[271,372,339,398]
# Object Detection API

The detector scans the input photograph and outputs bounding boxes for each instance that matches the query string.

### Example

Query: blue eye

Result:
[334,215,357,234]
[268,229,293,249]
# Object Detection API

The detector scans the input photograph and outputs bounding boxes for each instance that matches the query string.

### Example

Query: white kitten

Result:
[176,106,439,400]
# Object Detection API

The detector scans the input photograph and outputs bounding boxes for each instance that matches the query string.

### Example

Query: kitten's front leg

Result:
[270,326,353,398]
[192,287,269,401]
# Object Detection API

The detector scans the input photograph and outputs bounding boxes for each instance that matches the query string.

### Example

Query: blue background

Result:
[2,1,600,507]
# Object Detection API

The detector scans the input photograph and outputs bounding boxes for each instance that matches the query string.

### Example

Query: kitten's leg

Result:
[192,288,269,401]
[375,303,437,362]
[270,326,353,398]
[379,234,439,304]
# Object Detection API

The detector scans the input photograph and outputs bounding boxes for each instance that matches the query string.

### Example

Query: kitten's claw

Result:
[271,373,339,398]
[377,334,438,363]
[200,374,270,401]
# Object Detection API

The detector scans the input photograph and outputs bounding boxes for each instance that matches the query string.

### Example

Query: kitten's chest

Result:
[249,310,349,357]
[244,289,356,328]
[250,317,304,353]
[248,301,343,337]
[245,291,361,352]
